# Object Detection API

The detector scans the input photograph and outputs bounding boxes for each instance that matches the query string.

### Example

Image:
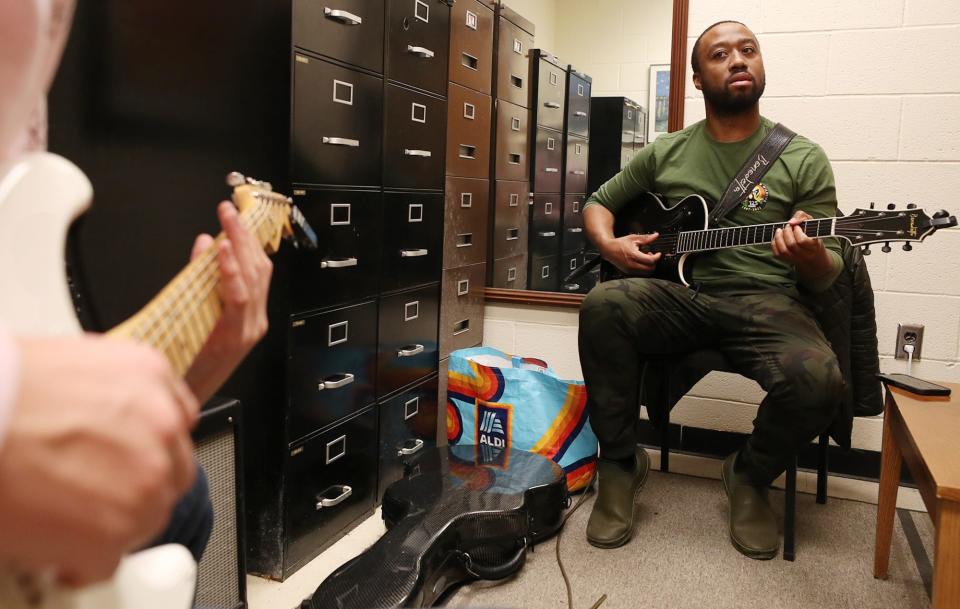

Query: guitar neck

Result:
[674,217,837,254]
[107,204,278,376]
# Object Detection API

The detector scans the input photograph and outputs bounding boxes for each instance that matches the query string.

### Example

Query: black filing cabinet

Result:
[559,66,592,294]
[377,375,440,500]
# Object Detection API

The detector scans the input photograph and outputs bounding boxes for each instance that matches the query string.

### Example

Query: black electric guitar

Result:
[566,192,957,286]
[301,445,568,609]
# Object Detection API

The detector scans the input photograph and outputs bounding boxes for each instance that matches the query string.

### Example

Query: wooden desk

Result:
[874,382,960,609]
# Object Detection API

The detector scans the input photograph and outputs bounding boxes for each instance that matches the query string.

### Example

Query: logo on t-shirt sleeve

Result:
[740,182,769,211]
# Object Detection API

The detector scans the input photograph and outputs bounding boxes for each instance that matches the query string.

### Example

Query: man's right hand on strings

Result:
[600,233,662,275]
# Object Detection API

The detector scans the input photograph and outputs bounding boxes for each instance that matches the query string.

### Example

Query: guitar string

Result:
[136,202,275,359]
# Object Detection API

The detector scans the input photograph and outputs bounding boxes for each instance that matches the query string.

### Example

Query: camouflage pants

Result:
[578,278,843,486]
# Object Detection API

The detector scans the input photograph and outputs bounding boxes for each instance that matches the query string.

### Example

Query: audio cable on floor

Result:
[555,472,606,609]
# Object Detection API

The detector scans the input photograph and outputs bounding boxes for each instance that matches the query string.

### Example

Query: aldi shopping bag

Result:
[446,347,598,491]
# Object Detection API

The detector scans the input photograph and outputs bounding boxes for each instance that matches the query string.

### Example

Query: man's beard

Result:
[701,75,766,116]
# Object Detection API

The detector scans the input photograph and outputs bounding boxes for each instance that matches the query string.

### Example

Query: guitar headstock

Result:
[835,206,957,253]
[227,172,317,253]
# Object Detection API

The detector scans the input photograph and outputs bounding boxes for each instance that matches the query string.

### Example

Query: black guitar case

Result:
[300,445,568,609]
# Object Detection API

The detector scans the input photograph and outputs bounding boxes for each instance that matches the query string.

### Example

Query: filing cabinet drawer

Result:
[446,84,492,179]
[559,253,584,293]
[384,83,447,189]
[449,0,494,94]
[530,194,561,258]
[492,180,529,259]
[288,301,378,441]
[285,406,378,576]
[494,100,530,181]
[491,253,527,289]
[386,0,451,95]
[532,127,563,193]
[496,16,533,108]
[532,51,566,132]
[290,188,382,310]
[293,0,385,73]
[561,193,586,254]
[622,102,640,145]
[529,254,559,292]
[443,176,489,268]
[564,135,589,194]
[381,191,443,291]
[378,375,439,501]
[439,263,485,358]
[378,283,440,396]
[292,53,383,187]
[634,108,648,149]
[566,69,591,137]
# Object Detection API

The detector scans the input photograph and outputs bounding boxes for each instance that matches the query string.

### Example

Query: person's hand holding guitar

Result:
[599,232,662,276]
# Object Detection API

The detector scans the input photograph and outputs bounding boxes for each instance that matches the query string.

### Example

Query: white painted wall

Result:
[483,0,960,454]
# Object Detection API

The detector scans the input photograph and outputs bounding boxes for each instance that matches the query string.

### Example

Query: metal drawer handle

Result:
[407,45,435,58]
[401,248,429,257]
[506,228,519,240]
[544,101,561,109]
[398,344,425,357]
[320,257,358,268]
[538,231,557,237]
[318,373,354,391]
[567,227,583,233]
[574,111,587,117]
[315,485,353,510]
[564,283,580,291]
[397,438,425,457]
[404,148,432,157]
[323,136,360,147]
[571,170,586,175]
[544,167,559,173]
[323,7,362,25]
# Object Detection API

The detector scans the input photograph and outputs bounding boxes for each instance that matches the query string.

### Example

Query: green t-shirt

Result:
[585,117,842,291]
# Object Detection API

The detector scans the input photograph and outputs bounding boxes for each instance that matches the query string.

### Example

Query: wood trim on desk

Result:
[484,288,585,308]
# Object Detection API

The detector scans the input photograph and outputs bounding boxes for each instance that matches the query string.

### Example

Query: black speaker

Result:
[193,397,248,609]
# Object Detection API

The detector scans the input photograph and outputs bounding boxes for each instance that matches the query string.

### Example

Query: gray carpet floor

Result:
[445,471,933,609]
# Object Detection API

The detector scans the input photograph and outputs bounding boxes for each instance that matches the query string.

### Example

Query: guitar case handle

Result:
[460,539,528,581]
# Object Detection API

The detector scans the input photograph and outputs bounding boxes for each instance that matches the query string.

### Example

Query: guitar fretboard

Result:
[674,217,836,254]
[108,199,282,375]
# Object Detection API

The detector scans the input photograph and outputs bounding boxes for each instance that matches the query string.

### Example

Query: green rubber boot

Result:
[721,452,779,560]
[586,446,650,548]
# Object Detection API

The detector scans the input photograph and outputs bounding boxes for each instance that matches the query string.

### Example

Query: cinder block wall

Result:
[483,0,960,454]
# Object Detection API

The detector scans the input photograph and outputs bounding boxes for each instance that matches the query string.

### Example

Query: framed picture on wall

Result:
[648,64,670,142]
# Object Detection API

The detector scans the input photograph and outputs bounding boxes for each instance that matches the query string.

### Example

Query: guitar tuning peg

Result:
[934,210,950,219]
[226,172,246,187]
[903,243,913,251]
[882,242,892,253]
[887,203,896,210]
[869,201,875,209]
[907,203,917,209]
[862,245,871,255]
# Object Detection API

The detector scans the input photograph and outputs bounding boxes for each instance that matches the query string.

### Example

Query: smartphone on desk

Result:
[877,373,952,396]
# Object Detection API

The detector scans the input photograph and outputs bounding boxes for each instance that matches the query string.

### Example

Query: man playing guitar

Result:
[580,21,843,559]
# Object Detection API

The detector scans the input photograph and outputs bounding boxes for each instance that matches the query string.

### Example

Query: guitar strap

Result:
[708,122,796,227]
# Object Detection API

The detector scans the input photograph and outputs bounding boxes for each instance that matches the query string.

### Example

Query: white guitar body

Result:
[0,153,197,609]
